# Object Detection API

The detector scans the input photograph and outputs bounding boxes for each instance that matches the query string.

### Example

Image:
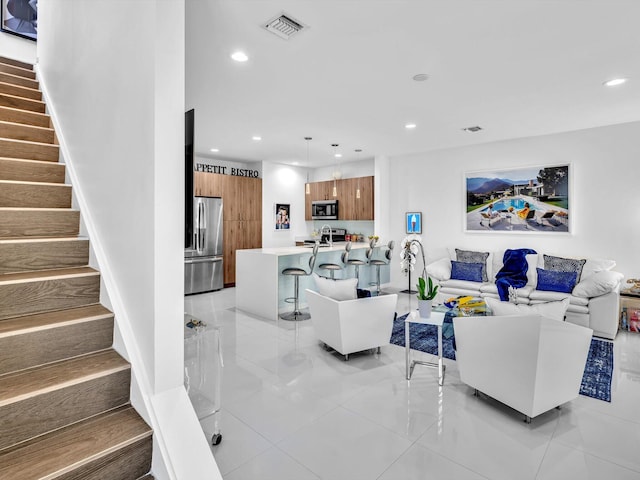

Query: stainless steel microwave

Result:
[311,200,338,220]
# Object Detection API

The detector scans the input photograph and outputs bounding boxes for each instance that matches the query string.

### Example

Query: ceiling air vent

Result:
[263,13,307,40]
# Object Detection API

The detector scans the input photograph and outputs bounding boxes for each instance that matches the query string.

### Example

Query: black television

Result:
[185,109,194,248]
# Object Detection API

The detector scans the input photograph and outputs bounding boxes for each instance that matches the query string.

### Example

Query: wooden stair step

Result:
[0,56,34,71]
[0,237,89,274]
[0,349,131,450]
[0,106,50,128]
[0,157,65,183]
[0,157,64,184]
[0,92,45,113]
[0,405,152,480]
[0,120,55,144]
[0,62,36,80]
[0,137,59,162]
[0,266,100,320]
[0,180,71,208]
[0,81,41,101]
[0,70,38,90]
[0,304,112,375]
[0,207,79,238]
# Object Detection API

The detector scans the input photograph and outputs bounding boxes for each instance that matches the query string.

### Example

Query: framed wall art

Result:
[464,164,570,234]
[406,212,422,234]
[275,203,290,230]
[1,0,37,41]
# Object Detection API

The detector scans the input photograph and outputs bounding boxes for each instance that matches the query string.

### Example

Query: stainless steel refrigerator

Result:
[185,196,224,294]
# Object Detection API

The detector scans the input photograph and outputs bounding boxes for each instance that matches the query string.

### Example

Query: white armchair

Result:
[306,289,398,360]
[453,314,593,422]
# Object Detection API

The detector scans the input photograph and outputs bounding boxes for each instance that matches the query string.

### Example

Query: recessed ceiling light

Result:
[462,126,483,132]
[210,148,219,153]
[334,153,342,158]
[292,161,299,165]
[412,73,429,82]
[405,123,417,129]
[603,78,628,87]
[231,51,249,62]
[252,136,262,141]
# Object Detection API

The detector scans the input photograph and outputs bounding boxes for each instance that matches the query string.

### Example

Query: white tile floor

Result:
[185,288,640,480]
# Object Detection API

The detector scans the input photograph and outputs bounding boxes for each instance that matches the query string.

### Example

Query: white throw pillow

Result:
[485,296,570,322]
[313,273,358,301]
[525,254,539,286]
[426,257,451,281]
[572,270,623,298]
[580,258,617,280]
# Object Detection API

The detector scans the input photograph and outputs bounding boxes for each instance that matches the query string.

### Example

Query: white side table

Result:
[405,311,446,385]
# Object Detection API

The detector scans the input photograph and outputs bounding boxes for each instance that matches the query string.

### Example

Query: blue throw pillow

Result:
[357,288,372,298]
[450,260,484,283]
[536,268,577,293]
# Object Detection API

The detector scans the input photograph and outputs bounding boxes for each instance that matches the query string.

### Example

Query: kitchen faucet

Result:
[320,224,333,247]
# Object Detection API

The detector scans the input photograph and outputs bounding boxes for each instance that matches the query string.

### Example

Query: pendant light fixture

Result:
[304,137,311,195]
[331,144,339,197]
[355,149,362,199]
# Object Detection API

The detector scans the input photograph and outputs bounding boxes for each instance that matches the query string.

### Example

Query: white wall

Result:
[262,162,308,247]
[311,158,374,182]
[38,0,178,394]
[387,121,640,289]
[37,1,220,477]
[0,31,36,63]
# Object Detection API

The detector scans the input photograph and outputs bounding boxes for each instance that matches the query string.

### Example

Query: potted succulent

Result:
[416,275,438,318]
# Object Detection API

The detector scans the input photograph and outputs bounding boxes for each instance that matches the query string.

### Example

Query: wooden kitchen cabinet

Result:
[304,176,374,220]
[222,176,262,285]
[305,180,335,220]
[355,176,374,220]
[194,171,224,197]
[192,172,262,286]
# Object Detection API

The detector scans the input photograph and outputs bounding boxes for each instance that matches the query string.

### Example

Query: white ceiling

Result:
[186,0,640,168]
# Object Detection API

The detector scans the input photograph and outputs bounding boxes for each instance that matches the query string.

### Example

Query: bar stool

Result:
[318,256,343,279]
[280,243,318,321]
[369,240,395,295]
[343,242,366,286]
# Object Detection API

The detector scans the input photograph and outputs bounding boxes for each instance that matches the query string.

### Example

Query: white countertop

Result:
[239,242,372,257]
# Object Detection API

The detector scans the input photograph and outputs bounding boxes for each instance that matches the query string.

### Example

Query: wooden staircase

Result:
[0,56,153,479]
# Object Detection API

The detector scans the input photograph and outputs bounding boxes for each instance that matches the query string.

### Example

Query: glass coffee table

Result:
[405,299,491,385]
[405,311,446,385]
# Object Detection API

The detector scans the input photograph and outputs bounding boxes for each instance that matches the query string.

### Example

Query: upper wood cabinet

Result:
[194,171,224,197]
[354,176,374,220]
[304,176,374,220]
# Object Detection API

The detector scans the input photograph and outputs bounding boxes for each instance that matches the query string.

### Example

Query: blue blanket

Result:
[495,248,537,301]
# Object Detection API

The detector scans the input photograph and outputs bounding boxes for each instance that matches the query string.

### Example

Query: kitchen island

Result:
[236,242,390,320]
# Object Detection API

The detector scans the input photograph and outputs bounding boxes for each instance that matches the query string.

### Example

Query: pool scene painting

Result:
[465,164,570,233]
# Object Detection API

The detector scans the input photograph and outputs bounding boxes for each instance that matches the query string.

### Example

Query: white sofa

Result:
[426,249,623,339]
[306,289,398,360]
[454,314,593,421]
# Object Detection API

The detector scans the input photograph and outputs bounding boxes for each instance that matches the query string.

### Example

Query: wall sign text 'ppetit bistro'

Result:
[195,163,260,178]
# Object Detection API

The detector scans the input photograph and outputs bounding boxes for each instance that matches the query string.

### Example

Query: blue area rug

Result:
[390,313,613,402]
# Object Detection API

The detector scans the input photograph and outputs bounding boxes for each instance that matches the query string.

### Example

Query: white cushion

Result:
[528,290,588,306]
[580,258,617,280]
[426,257,451,281]
[485,296,570,322]
[479,283,498,294]
[572,270,623,298]
[491,249,505,281]
[312,273,357,301]
[440,279,485,290]
[525,254,539,286]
